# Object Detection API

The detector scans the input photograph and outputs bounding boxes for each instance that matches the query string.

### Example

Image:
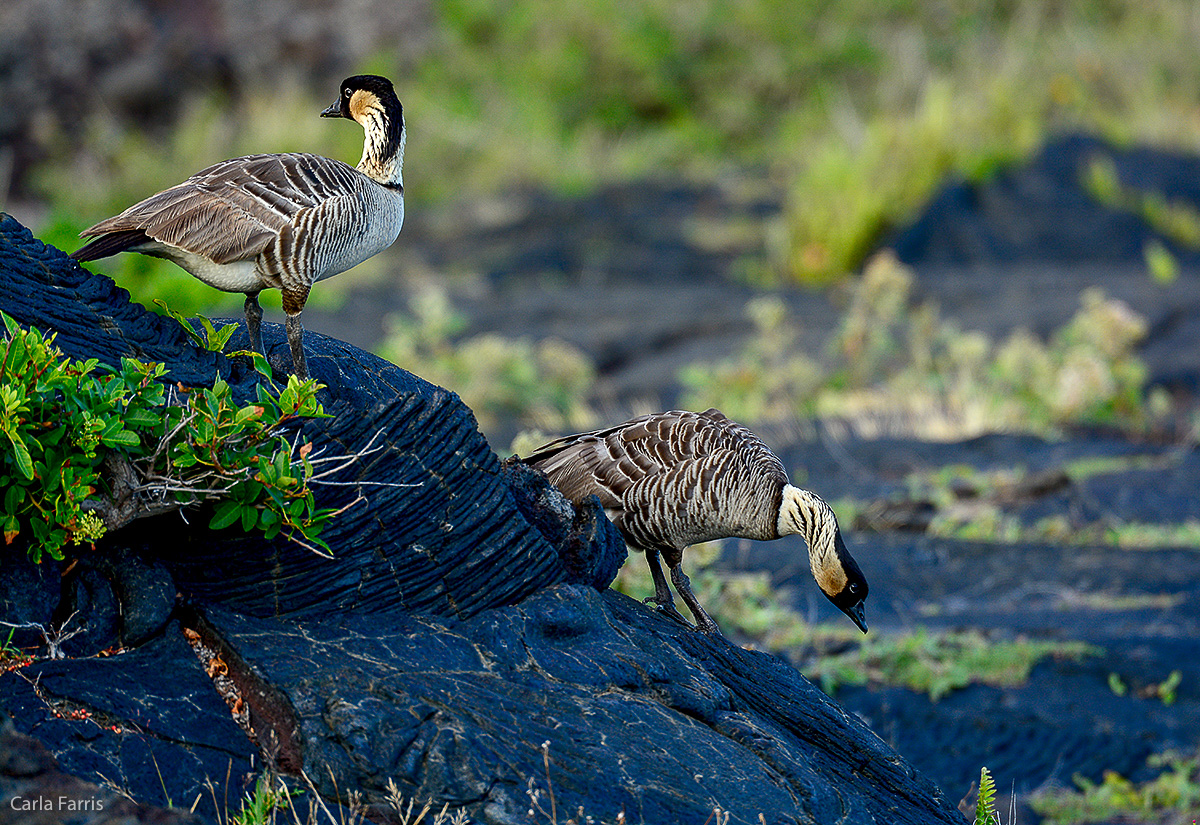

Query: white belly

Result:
[141,242,267,293]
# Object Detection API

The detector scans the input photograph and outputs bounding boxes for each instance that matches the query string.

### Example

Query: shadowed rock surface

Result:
[0,215,966,824]
[0,712,205,825]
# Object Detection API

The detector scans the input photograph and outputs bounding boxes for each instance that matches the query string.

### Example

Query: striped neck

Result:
[777,484,845,594]
[358,101,405,188]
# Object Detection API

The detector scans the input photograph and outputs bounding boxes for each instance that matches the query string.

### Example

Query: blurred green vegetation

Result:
[1030,753,1200,825]
[408,0,1200,280]
[681,252,1163,438]
[24,0,1200,286]
[16,1,1193,443]
[379,288,596,433]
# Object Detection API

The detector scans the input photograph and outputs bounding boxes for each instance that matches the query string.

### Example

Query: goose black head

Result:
[321,75,405,184]
[824,531,869,633]
[779,485,870,633]
[321,75,403,124]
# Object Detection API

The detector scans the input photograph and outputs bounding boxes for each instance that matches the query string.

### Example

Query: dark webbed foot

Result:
[642,594,693,628]
[641,546,693,627]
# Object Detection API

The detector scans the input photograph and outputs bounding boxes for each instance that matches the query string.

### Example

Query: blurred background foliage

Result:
[14,0,1200,283]
[4,0,1198,438]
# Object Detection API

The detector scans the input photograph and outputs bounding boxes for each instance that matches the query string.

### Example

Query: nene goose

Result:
[71,74,406,379]
[524,408,869,635]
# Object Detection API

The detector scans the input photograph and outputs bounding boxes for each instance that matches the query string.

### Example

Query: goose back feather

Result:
[528,408,788,549]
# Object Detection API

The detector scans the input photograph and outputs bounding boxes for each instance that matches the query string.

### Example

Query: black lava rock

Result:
[0,214,965,824]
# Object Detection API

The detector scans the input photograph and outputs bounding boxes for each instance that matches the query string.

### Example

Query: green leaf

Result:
[123,409,161,429]
[240,505,257,532]
[100,430,141,448]
[2,514,19,544]
[4,432,33,480]
[155,300,203,347]
[4,485,23,513]
[209,501,242,530]
[249,353,274,380]
[235,405,265,425]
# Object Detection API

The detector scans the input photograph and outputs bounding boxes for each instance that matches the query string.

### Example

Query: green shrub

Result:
[0,312,337,561]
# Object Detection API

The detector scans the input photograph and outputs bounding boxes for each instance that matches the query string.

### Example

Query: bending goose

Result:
[524,408,869,635]
[71,74,406,379]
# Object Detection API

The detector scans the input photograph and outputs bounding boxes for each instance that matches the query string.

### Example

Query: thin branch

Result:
[306,428,391,480]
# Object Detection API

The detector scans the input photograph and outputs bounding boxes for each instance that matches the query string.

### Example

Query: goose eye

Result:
[343,88,352,98]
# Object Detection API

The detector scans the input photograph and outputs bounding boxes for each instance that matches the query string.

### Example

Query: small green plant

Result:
[975,767,999,825]
[225,775,302,825]
[806,628,1097,701]
[0,312,339,561]
[155,300,239,352]
[1142,670,1182,706]
[1030,753,1200,825]
[0,627,31,673]
[682,253,1161,437]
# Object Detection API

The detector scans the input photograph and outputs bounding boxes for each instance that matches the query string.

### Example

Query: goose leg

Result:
[281,286,310,379]
[670,563,720,635]
[243,292,264,356]
[643,547,691,627]
[285,312,308,380]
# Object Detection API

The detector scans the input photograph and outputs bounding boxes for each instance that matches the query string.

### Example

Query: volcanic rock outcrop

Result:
[0,214,964,824]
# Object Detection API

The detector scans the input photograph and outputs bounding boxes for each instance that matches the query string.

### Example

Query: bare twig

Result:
[0,611,85,659]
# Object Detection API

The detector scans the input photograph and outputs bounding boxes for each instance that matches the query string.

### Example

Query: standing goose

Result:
[71,74,406,379]
[524,408,869,635]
